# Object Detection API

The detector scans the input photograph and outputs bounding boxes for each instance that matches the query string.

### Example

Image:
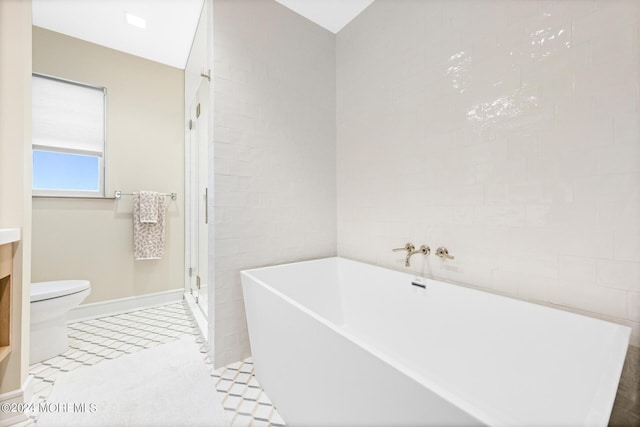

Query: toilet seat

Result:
[31,280,91,303]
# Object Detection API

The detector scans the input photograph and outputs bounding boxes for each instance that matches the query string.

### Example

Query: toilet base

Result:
[30,313,69,364]
[30,286,90,365]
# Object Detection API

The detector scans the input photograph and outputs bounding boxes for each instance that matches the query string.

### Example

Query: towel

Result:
[138,191,160,223]
[133,192,167,260]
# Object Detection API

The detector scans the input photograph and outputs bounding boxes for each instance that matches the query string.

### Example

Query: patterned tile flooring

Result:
[212,359,286,427]
[28,302,286,427]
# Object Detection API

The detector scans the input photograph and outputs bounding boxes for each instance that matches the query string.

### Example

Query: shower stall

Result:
[184,0,212,341]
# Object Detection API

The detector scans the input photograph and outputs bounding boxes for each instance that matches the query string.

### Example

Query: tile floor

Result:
[212,358,285,427]
[28,302,286,427]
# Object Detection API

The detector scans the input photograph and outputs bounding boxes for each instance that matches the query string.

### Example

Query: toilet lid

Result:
[31,280,91,302]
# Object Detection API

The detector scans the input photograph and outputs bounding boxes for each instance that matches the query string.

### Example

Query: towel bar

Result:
[114,191,177,200]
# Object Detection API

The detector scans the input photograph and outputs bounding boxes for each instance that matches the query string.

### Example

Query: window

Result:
[32,74,106,197]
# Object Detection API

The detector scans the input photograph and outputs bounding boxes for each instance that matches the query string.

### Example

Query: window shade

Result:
[32,75,105,156]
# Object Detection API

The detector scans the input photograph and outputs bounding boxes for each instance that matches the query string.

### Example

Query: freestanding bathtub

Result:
[241,257,631,427]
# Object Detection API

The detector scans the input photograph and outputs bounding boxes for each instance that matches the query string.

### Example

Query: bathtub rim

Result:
[241,256,631,427]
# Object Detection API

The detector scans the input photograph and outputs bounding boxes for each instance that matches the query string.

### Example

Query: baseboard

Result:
[0,376,34,426]
[67,289,184,323]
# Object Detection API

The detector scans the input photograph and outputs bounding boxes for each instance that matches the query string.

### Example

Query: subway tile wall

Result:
[213,0,337,366]
[336,0,640,346]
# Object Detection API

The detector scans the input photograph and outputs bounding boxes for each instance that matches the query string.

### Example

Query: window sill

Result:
[32,195,115,200]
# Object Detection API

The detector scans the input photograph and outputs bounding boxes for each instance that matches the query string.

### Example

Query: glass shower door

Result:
[188,78,209,318]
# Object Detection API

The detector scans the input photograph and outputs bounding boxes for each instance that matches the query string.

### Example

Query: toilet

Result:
[30,280,91,364]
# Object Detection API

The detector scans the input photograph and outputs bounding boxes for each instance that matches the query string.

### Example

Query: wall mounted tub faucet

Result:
[392,243,430,267]
[435,247,455,260]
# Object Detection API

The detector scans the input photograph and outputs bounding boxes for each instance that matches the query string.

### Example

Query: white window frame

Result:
[32,73,107,198]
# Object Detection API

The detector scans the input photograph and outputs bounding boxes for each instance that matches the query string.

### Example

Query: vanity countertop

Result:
[0,228,20,246]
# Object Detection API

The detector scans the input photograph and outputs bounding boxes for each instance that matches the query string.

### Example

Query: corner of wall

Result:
[0,0,33,396]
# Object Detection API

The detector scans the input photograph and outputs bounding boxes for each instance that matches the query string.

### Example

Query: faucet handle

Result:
[392,243,415,253]
[435,247,454,260]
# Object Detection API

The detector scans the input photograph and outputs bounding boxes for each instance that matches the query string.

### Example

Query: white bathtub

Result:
[241,257,630,427]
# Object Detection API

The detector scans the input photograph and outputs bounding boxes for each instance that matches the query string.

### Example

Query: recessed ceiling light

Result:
[125,12,146,29]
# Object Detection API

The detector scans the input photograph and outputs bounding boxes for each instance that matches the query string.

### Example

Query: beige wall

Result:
[32,27,185,304]
[0,0,32,395]
[336,0,640,345]
[213,0,337,366]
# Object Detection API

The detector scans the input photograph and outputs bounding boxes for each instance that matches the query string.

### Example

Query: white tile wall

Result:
[336,0,640,345]
[213,0,337,366]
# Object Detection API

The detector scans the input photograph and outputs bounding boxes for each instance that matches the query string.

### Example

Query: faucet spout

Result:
[392,243,430,267]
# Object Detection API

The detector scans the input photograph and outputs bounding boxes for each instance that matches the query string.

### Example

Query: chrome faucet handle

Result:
[435,247,454,260]
[392,243,415,253]
[417,245,431,256]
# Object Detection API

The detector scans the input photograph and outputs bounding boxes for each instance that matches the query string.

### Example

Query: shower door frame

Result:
[183,0,214,358]
[185,79,209,336]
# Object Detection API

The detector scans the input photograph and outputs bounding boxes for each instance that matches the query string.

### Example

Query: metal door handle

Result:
[204,187,208,224]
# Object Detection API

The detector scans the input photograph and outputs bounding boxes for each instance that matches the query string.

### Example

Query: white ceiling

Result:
[32,0,374,70]
[275,0,374,33]
[32,0,205,69]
